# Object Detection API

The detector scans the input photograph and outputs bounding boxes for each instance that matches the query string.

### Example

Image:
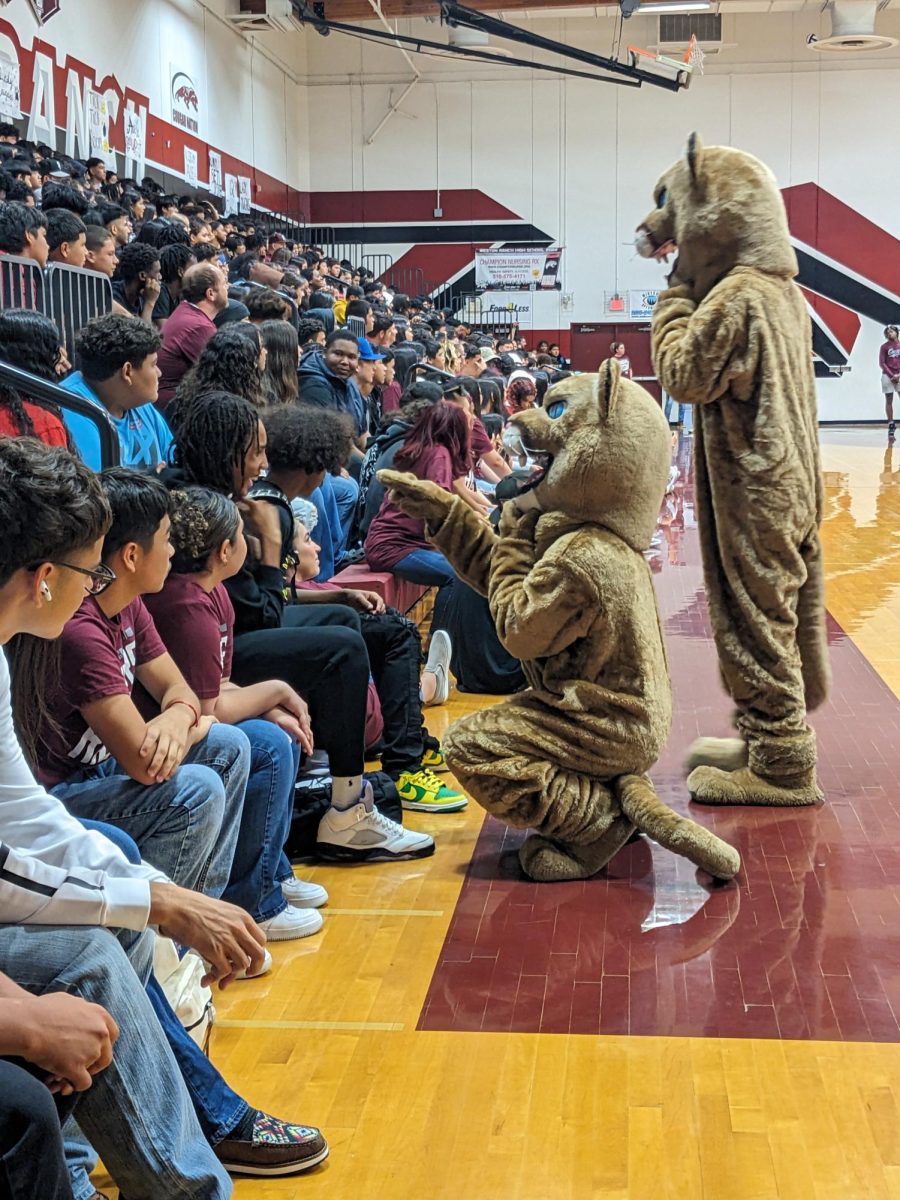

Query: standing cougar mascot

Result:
[379,363,740,883]
[636,133,829,808]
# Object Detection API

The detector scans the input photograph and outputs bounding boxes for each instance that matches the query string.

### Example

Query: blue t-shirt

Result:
[62,372,173,472]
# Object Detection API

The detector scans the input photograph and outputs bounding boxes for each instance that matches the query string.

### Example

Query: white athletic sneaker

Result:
[423,629,452,707]
[281,875,329,908]
[316,783,435,863]
[235,949,273,980]
[258,905,324,942]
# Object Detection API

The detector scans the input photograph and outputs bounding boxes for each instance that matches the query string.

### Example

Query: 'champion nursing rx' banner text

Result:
[475,248,563,292]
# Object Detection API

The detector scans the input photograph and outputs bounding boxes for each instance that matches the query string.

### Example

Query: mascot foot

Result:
[687,765,823,808]
[684,737,748,774]
[518,822,634,883]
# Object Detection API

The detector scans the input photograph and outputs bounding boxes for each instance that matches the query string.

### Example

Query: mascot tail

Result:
[797,532,831,712]
[614,774,741,881]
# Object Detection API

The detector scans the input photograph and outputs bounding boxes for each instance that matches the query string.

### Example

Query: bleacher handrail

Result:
[0,359,120,468]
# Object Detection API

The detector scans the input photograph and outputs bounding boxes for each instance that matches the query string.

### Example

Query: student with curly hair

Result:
[171,324,268,418]
[61,314,173,470]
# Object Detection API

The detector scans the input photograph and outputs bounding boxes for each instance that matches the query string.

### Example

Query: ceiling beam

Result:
[313,2,616,19]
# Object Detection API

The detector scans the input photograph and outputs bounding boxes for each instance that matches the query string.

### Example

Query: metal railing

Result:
[389,266,426,298]
[45,264,113,357]
[362,253,393,281]
[0,255,112,356]
[0,359,120,468]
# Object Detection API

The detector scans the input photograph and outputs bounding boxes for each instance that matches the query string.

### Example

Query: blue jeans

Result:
[50,724,251,899]
[0,923,232,1200]
[328,472,359,557]
[392,548,456,588]
[64,819,248,1200]
[224,720,299,921]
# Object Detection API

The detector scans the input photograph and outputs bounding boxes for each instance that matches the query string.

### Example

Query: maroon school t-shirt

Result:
[364,444,455,571]
[39,596,167,787]
[145,575,234,699]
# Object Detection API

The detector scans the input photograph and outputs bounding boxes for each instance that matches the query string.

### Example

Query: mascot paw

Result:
[518,835,597,882]
[518,823,635,882]
[687,766,823,808]
[377,470,454,523]
[684,736,748,774]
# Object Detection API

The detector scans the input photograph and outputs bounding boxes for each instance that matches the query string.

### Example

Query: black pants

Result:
[0,1060,73,1199]
[358,609,426,776]
[231,605,368,777]
[273,603,427,777]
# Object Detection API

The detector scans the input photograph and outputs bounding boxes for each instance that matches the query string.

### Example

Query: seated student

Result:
[45,207,87,267]
[171,324,267,419]
[253,406,463,813]
[34,468,319,941]
[298,328,366,440]
[145,485,327,929]
[0,439,327,1191]
[153,241,197,325]
[61,314,174,471]
[23,468,255,911]
[157,262,229,409]
[165,389,435,859]
[0,198,48,266]
[0,308,73,446]
[365,400,470,589]
[82,224,119,282]
[111,241,161,325]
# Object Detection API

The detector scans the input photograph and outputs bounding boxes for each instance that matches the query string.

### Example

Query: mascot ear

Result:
[686,131,705,187]
[596,358,621,421]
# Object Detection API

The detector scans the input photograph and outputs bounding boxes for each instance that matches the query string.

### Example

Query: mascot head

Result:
[634,132,797,301]
[503,360,670,552]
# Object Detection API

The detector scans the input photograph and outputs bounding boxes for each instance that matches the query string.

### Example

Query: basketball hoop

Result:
[627,32,704,86]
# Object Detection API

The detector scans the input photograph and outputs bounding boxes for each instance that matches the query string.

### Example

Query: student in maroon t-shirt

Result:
[145,486,327,928]
[35,469,310,944]
[365,400,471,588]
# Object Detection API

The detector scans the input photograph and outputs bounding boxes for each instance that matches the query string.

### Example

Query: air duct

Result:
[809,0,898,53]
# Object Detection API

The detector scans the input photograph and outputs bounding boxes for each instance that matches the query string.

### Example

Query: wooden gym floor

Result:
[98,426,900,1199]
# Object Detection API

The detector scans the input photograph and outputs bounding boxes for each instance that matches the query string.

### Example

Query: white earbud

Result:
[40,582,52,601]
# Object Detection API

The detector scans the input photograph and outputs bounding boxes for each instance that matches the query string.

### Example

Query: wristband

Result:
[164,699,200,729]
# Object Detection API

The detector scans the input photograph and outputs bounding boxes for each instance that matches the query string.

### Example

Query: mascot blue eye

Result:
[656,187,667,209]
[547,400,567,419]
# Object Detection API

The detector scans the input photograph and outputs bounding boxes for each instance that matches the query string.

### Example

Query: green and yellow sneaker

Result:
[421,743,448,773]
[396,768,467,813]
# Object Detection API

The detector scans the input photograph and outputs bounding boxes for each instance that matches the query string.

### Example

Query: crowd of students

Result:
[0,137,580,1198]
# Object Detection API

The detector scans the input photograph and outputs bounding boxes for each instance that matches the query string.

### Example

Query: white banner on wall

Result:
[87,90,110,156]
[183,146,198,187]
[224,173,239,215]
[0,57,20,119]
[238,175,251,215]
[475,247,563,291]
[170,66,201,136]
[629,289,660,320]
[208,150,223,197]
[124,108,142,158]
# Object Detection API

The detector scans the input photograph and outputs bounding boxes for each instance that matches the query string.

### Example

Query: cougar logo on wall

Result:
[25,0,61,21]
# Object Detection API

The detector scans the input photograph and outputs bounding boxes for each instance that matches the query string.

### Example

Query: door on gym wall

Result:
[569,323,660,403]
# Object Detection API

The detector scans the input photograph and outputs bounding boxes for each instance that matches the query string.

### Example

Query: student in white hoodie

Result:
[0,439,327,1198]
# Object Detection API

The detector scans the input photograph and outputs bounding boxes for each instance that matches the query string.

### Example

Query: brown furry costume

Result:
[379,364,740,882]
[636,133,829,807]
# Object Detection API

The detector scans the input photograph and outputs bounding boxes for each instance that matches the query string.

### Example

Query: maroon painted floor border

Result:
[418,449,900,1042]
